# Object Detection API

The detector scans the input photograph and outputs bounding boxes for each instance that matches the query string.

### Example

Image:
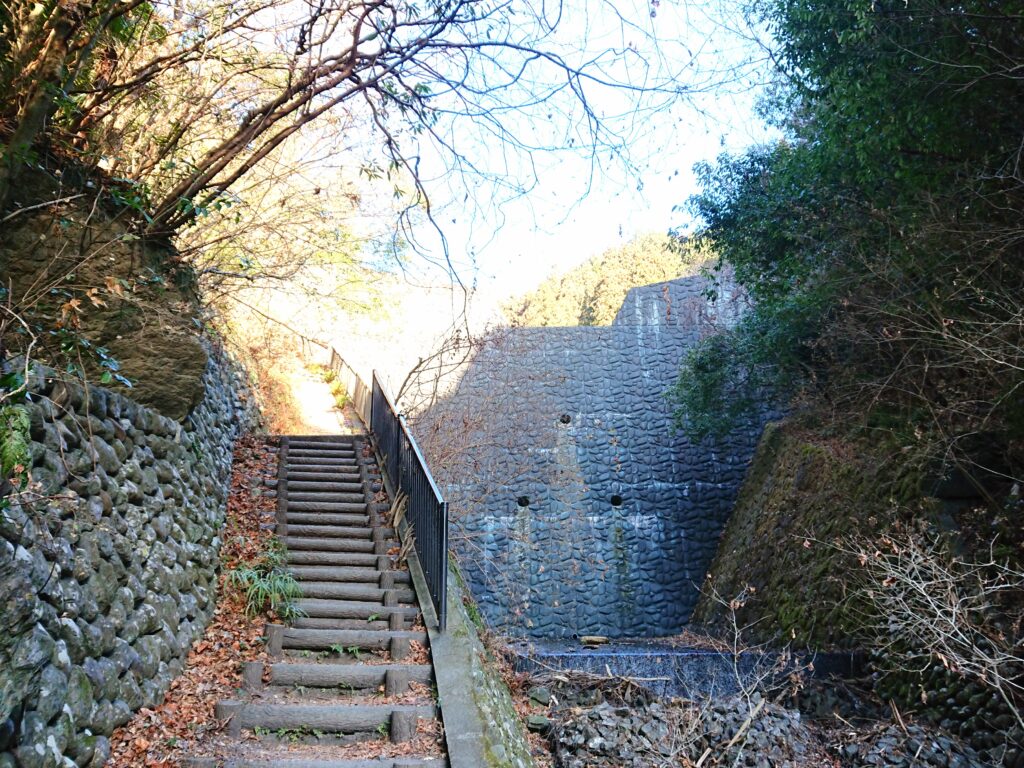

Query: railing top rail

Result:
[327,347,371,424]
[371,371,447,505]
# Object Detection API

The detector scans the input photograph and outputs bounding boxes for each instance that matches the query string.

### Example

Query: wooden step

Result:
[286,460,359,469]
[288,495,368,507]
[286,437,358,447]
[287,502,367,513]
[294,600,419,620]
[184,756,445,768]
[214,701,435,739]
[287,440,358,449]
[287,481,364,493]
[286,471,362,482]
[266,662,433,689]
[290,617,390,630]
[279,627,427,651]
[296,583,415,602]
[287,551,383,567]
[286,513,370,526]
[284,524,373,539]
[287,457,359,467]
[285,537,375,553]
[288,566,409,584]
[286,459,358,466]
[287,443,357,451]
[287,450,357,459]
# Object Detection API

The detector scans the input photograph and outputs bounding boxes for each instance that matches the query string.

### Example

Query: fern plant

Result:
[228,540,304,620]
[0,403,30,489]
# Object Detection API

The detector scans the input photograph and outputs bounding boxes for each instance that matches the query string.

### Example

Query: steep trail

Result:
[184,435,447,767]
[289,370,363,436]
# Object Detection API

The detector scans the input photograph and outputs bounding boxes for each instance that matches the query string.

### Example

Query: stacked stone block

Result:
[0,347,251,767]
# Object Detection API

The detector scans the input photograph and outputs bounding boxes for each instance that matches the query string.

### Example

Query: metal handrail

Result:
[370,372,449,631]
[326,347,448,630]
[327,348,371,427]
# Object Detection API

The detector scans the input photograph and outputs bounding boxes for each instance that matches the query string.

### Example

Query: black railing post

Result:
[365,366,447,630]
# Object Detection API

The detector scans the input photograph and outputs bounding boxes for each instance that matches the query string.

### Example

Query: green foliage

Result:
[227,540,304,620]
[47,329,133,388]
[273,726,322,742]
[326,642,361,659]
[109,179,154,223]
[308,364,349,409]
[0,403,30,486]
[674,0,1024,468]
[328,378,349,409]
[505,233,709,327]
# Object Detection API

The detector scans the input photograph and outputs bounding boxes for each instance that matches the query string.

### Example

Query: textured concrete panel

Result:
[424,275,774,639]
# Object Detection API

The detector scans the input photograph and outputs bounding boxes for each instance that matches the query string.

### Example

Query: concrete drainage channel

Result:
[510,639,865,699]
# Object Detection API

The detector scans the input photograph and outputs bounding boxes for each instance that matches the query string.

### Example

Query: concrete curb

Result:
[375,437,531,767]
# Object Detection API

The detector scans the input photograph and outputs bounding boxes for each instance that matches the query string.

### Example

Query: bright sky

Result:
[391,0,777,303]
[322,0,779,382]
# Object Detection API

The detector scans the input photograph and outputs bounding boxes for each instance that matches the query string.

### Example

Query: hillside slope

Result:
[504,233,708,327]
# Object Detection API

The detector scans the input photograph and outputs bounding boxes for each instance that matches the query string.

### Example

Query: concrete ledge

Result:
[406,553,533,768]
[375,439,533,767]
[510,639,867,699]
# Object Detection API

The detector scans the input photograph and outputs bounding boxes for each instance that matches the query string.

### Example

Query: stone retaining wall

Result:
[0,345,253,767]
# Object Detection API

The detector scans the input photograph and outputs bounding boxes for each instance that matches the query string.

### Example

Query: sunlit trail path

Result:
[290,369,362,435]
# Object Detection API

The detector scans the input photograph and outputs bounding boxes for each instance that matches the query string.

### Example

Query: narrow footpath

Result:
[184,434,447,767]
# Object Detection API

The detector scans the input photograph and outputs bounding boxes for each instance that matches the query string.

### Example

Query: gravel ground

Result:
[528,675,993,768]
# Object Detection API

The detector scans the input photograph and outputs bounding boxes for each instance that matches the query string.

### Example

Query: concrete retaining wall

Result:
[421,275,778,639]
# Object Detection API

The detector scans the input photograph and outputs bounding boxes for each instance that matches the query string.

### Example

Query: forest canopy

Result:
[504,233,709,327]
[0,0,690,414]
[673,0,1024,486]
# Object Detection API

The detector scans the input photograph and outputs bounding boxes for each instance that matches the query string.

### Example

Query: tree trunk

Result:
[0,17,74,209]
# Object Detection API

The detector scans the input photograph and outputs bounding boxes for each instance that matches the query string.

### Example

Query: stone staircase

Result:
[185,435,447,768]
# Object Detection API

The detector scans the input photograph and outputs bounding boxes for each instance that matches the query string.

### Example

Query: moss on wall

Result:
[445,560,535,768]
[692,417,1024,761]
[691,420,908,648]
